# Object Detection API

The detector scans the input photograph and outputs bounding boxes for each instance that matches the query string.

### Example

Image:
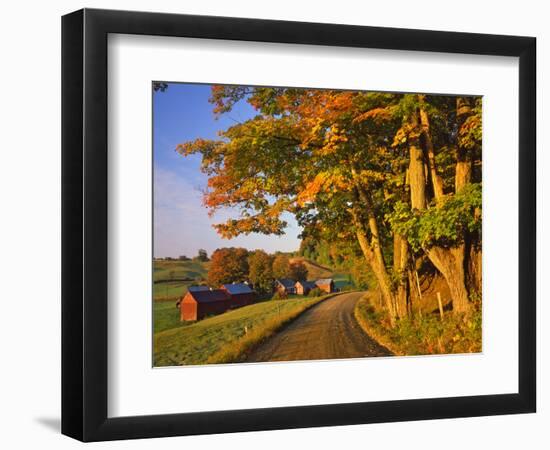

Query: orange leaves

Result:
[297,170,351,206]
[319,125,348,155]
[214,215,286,238]
[353,106,395,125]
[175,138,211,156]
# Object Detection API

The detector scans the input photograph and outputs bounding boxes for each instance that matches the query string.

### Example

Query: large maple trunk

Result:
[409,106,471,314]
[426,246,470,313]
[466,239,482,296]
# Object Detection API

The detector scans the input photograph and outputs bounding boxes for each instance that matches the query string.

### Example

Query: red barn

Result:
[315,278,335,293]
[178,288,230,321]
[295,280,316,296]
[221,283,256,308]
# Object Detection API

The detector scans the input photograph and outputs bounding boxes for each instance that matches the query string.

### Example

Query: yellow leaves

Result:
[391,123,421,147]
[214,215,285,238]
[319,125,348,155]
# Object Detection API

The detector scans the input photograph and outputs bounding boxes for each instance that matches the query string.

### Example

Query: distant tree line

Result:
[206,247,308,294]
[157,249,210,262]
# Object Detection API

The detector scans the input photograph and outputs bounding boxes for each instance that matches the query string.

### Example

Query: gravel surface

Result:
[245,291,392,363]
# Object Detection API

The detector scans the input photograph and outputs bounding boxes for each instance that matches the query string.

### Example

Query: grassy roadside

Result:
[154,293,337,366]
[354,295,405,356]
[354,293,482,356]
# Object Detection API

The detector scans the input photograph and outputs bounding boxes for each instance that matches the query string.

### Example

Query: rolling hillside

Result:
[153,259,209,301]
[290,257,352,290]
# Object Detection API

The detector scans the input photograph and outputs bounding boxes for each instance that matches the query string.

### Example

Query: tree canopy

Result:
[178,86,482,324]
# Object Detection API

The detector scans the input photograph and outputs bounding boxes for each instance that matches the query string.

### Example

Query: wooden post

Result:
[437,292,444,320]
[415,270,422,299]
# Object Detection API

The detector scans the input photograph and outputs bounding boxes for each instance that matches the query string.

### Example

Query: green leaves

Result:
[387,184,482,251]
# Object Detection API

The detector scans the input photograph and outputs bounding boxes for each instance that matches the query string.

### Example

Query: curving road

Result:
[245,291,392,363]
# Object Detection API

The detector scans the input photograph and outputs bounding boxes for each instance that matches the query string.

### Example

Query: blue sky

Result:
[153,83,301,258]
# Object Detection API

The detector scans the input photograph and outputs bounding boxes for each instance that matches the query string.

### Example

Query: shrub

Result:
[308,287,323,297]
[272,290,288,300]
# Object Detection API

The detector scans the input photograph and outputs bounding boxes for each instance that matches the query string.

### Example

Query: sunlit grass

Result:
[154,295,333,366]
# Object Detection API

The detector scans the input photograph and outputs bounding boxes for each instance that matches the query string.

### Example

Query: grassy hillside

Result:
[290,257,333,279]
[290,257,352,290]
[153,259,209,301]
[154,295,332,366]
[154,298,191,333]
[153,259,208,281]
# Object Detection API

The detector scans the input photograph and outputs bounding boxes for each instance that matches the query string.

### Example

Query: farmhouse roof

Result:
[187,289,229,304]
[188,285,210,292]
[276,278,296,289]
[296,280,316,289]
[315,278,333,286]
[222,283,254,295]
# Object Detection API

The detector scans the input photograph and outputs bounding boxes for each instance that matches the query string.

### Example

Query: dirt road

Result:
[245,291,391,363]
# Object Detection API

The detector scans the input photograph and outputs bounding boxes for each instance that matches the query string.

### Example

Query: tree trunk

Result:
[408,141,426,210]
[467,242,482,296]
[407,110,471,314]
[349,170,399,324]
[354,225,397,325]
[419,101,444,202]
[456,97,473,193]
[455,149,472,193]
[393,233,410,319]
[426,246,470,313]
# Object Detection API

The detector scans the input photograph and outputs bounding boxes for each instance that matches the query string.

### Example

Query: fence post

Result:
[437,292,444,320]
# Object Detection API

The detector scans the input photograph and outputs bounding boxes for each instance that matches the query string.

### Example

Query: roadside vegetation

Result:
[154,294,335,366]
[153,259,209,302]
[354,292,482,356]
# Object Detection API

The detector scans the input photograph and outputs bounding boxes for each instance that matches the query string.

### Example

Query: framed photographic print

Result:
[62,8,536,442]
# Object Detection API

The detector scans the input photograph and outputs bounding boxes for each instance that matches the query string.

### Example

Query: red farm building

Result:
[221,283,256,308]
[315,278,335,293]
[274,278,297,295]
[295,280,317,296]
[178,287,230,321]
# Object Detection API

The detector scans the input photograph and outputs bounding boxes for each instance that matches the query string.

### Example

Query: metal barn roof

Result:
[276,278,296,289]
[187,289,229,304]
[222,283,254,295]
[188,285,210,292]
[296,280,317,289]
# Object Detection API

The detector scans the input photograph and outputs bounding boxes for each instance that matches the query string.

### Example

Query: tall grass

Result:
[354,293,482,356]
[154,294,334,366]
[154,298,192,333]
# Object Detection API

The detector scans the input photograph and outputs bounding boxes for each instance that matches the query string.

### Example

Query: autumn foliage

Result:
[177,86,482,325]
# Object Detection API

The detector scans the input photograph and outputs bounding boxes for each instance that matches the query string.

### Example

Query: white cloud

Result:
[153,166,301,258]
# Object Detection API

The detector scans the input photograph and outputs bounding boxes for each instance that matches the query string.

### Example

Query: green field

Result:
[153,259,209,301]
[152,258,353,334]
[154,295,331,366]
[152,258,353,360]
[333,272,353,290]
[154,298,191,333]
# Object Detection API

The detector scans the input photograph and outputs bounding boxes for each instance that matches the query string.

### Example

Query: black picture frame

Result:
[62,8,536,442]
